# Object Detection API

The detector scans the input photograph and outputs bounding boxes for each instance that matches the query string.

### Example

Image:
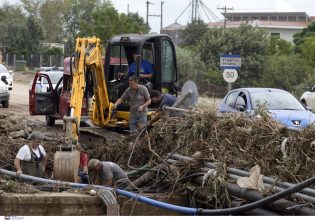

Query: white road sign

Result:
[220,55,241,69]
[223,69,238,83]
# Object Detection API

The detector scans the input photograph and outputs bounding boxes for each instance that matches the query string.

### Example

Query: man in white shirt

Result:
[14,132,47,177]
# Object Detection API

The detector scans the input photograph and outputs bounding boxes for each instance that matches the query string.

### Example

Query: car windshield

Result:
[0,65,9,73]
[250,91,305,111]
[43,72,63,84]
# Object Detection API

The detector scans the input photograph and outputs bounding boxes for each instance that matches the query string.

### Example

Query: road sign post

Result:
[220,54,241,69]
[223,69,238,83]
[220,54,241,91]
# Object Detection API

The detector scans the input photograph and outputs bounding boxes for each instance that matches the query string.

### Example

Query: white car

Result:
[0,78,10,108]
[29,70,63,92]
[0,64,14,90]
[300,86,315,111]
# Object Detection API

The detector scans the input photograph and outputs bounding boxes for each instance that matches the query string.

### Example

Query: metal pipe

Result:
[169,153,315,197]
[163,106,189,112]
[227,174,315,204]
[168,160,315,204]
[193,176,315,215]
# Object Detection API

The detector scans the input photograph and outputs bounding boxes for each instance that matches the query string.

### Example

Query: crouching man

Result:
[88,159,127,187]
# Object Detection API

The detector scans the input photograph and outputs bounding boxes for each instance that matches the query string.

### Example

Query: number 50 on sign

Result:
[223,69,238,83]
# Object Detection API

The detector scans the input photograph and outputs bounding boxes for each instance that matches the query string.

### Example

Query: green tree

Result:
[267,36,293,56]
[62,0,100,53]
[197,25,269,87]
[79,2,119,44]
[20,0,42,18]
[0,3,26,51]
[260,54,313,92]
[63,0,99,36]
[180,19,208,48]
[25,16,44,56]
[3,15,44,57]
[118,12,150,34]
[293,22,315,51]
[79,3,149,45]
[300,36,315,68]
[39,0,65,43]
[4,23,29,55]
[176,47,207,84]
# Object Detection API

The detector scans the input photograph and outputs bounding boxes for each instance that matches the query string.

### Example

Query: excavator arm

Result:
[54,37,116,182]
[64,37,114,147]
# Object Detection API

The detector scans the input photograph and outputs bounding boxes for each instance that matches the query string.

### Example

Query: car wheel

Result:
[2,100,9,108]
[46,115,55,126]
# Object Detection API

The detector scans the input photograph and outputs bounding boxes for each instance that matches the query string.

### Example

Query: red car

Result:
[29,58,88,126]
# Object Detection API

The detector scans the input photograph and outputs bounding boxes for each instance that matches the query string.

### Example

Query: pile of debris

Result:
[1,109,314,213]
[91,109,315,211]
[94,109,315,183]
[0,113,64,174]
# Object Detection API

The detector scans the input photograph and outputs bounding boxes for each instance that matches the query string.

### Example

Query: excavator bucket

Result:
[53,150,80,182]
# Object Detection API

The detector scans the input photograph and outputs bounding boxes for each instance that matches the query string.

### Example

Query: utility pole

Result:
[160,1,164,32]
[127,4,129,15]
[147,1,163,33]
[146,1,153,25]
[217,5,234,33]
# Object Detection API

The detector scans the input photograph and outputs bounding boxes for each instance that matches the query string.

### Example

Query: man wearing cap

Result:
[88,159,127,186]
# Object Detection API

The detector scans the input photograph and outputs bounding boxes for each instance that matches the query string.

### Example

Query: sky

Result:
[111,0,315,33]
[1,0,315,33]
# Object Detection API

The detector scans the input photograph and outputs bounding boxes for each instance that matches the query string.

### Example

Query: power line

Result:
[217,5,234,32]
[146,1,154,24]
[175,0,219,24]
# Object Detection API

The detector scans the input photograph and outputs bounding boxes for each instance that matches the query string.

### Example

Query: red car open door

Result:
[29,72,56,115]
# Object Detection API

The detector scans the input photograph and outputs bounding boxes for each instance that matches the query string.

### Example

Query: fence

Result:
[1,53,64,70]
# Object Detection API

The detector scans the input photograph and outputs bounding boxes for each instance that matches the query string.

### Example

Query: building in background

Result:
[209,12,313,42]
[160,22,185,46]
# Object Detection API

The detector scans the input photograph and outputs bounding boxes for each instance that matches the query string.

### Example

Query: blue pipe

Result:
[116,189,197,215]
[0,168,197,215]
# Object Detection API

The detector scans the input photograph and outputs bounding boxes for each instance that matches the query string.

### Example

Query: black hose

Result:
[197,176,315,215]
[170,153,315,197]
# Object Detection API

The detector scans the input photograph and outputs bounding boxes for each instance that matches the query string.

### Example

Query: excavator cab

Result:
[103,34,178,123]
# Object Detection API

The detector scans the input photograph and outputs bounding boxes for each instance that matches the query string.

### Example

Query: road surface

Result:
[0,82,45,123]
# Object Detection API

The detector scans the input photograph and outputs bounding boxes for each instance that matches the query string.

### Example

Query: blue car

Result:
[218,88,315,129]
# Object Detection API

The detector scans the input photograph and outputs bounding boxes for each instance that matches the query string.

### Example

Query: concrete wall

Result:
[0,192,189,216]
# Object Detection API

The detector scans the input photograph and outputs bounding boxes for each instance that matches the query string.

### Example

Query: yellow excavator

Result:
[53,34,181,181]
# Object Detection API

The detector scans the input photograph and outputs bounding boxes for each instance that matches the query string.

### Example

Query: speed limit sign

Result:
[223,69,238,83]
